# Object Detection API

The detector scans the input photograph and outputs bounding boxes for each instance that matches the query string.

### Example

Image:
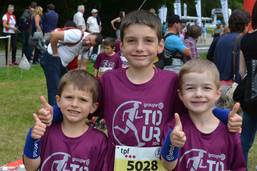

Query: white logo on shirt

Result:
[41,152,90,171]
[112,100,163,146]
[179,149,226,171]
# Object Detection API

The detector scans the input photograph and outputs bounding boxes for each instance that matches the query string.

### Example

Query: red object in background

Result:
[244,0,256,30]
[67,56,78,70]
[6,159,23,167]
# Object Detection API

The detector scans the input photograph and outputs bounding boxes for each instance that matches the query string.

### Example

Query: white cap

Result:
[91,9,98,13]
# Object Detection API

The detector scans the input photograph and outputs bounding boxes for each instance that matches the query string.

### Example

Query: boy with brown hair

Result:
[23,70,107,171]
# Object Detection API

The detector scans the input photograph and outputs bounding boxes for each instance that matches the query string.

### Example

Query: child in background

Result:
[161,59,245,170]
[94,37,121,78]
[23,70,107,171]
[184,25,202,59]
[36,10,242,171]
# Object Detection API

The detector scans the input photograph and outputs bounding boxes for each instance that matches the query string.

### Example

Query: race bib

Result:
[114,145,166,171]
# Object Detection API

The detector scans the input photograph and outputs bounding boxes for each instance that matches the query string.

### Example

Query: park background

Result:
[0,0,256,170]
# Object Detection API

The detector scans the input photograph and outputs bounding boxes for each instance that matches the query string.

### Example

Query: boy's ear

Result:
[90,102,99,114]
[216,88,222,100]
[55,95,61,107]
[177,89,183,101]
[157,39,164,54]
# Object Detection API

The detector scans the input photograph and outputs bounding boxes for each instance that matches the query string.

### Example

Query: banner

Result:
[183,3,187,17]
[158,5,167,24]
[195,0,202,26]
[220,0,229,25]
[174,0,182,17]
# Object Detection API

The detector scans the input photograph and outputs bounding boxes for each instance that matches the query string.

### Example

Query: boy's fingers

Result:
[39,96,51,110]
[33,113,41,123]
[229,102,240,117]
[174,113,183,130]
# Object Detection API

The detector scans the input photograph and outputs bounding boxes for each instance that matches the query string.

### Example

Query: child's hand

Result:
[31,113,47,139]
[36,96,53,126]
[170,113,186,147]
[228,103,242,133]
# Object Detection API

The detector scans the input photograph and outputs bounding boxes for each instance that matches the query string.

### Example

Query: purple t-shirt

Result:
[94,52,121,73]
[39,123,107,171]
[174,114,246,171]
[100,68,185,170]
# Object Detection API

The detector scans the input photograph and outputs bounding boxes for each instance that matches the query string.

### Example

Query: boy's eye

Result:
[203,86,212,90]
[185,87,194,90]
[80,98,88,102]
[145,38,154,43]
[64,95,73,99]
[127,39,135,43]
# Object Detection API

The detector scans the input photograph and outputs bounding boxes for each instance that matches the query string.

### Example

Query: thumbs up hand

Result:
[36,96,53,126]
[31,113,47,139]
[170,113,186,148]
[228,102,242,133]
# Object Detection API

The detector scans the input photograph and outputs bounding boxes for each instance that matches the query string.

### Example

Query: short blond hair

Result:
[34,6,43,16]
[178,59,220,90]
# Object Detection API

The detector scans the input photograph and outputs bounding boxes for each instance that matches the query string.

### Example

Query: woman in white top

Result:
[2,4,18,65]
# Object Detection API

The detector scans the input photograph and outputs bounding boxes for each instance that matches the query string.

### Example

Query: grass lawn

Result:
[0,64,256,170]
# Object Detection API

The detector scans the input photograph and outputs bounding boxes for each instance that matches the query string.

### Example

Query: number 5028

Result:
[127,160,158,171]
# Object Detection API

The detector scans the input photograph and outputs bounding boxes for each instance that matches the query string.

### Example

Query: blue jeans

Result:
[40,52,67,105]
[241,112,257,167]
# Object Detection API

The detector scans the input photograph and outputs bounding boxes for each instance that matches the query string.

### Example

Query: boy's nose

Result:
[71,99,79,107]
[195,88,203,97]
[135,41,144,52]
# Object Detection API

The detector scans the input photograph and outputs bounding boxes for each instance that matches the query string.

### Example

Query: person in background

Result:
[213,9,249,85]
[2,4,18,65]
[42,3,59,45]
[110,11,125,40]
[184,25,202,59]
[213,20,223,38]
[87,9,101,34]
[161,59,246,170]
[20,1,37,63]
[94,37,121,78]
[240,1,257,168]
[23,69,107,171]
[31,6,44,64]
[87,9,102,58]
[73,5,86,32]
[40,25,102,105]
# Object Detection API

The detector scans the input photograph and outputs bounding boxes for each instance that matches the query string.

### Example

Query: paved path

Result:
[0,49,22,67]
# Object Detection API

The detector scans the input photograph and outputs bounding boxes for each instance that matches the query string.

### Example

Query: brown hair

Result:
[120,10,162,42]
[178,59,220,90]
[58,69,101,103]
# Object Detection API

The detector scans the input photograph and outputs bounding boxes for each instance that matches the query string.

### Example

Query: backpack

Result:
[155,33,185,69]
[18,9,32,32]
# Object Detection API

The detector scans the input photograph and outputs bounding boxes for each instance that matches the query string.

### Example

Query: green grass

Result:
[0,64,256,170]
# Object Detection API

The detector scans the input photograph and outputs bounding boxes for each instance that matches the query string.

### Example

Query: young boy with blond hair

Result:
[161,59,245,170]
